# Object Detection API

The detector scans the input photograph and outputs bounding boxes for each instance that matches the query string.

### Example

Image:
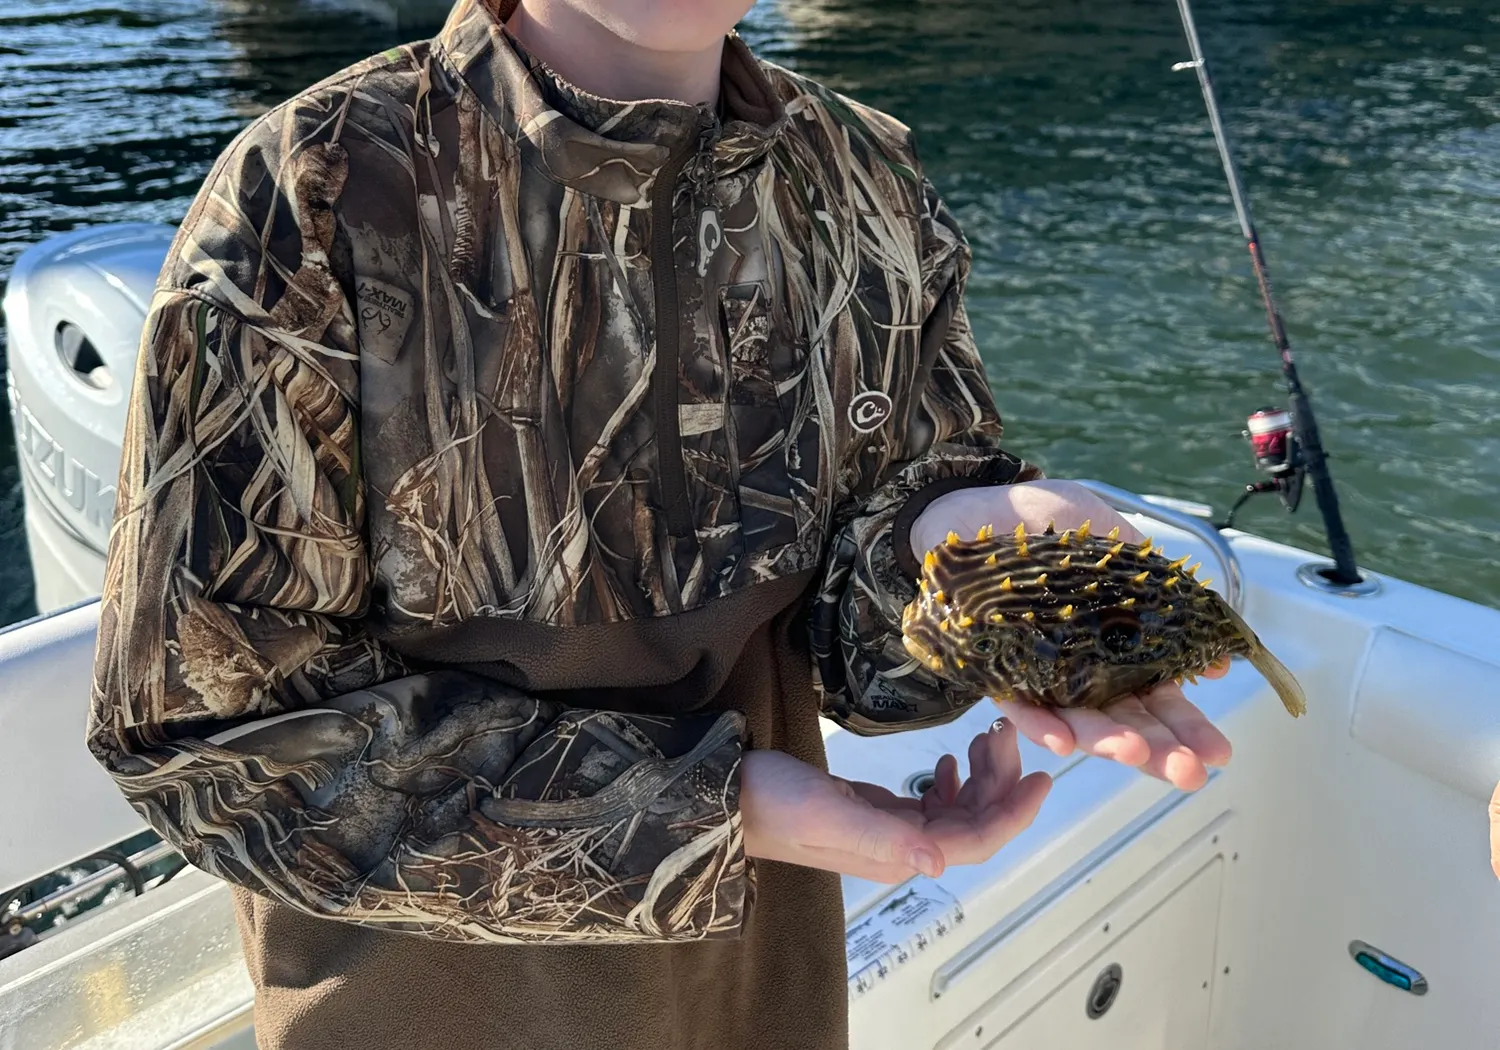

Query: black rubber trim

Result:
[891,475,1003,580]
[890,457,1031,581]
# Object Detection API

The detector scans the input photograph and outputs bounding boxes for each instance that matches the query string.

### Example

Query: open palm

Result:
[741,720,1051,883]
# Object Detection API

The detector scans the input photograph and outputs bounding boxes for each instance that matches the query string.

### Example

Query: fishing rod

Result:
[1170,0,1364,587]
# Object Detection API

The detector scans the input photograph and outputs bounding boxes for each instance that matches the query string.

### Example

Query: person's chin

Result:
[597,0,754,52]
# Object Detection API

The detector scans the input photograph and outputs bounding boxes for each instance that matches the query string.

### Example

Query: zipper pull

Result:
[686,108,719,191]
[690,108,722,277]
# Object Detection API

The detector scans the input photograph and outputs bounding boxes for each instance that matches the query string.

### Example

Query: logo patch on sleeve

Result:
[355,278,417,364]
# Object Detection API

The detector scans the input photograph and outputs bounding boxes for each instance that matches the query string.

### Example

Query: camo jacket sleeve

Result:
[811,177,1044,735]
[86,137,746,945]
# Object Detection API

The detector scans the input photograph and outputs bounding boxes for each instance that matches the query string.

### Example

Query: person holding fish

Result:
[84,1,1242,1047]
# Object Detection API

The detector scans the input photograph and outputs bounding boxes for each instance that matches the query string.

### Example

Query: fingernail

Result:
[990,716,1008,733]
[908,849,941,878]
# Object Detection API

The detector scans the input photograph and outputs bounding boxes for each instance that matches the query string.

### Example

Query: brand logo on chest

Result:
[848,390,894,433]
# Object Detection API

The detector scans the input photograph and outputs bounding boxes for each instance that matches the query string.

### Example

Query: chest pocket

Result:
[720,281,819,558]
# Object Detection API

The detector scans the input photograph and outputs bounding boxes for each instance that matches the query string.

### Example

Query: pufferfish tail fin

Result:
[1221,602,1307,718]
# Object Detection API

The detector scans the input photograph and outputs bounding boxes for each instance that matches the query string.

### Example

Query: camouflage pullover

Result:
[87,0,1039,945]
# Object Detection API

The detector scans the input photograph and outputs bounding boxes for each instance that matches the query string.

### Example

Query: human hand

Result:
[909,478,1234,792]
[740,719,1051,883]
[1489,779,1500,879]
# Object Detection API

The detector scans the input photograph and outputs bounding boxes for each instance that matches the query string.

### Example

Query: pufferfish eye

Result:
[1099,619,1143,655]
[970,635,999,656]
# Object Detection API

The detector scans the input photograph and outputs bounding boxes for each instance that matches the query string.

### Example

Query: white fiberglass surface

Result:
[833,527,1500,1050]
[0,600,140,893]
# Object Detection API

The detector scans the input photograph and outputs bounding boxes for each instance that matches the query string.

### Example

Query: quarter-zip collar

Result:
[435,0,788,205]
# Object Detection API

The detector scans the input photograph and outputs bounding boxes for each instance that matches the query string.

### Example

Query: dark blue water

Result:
[2,0,1497,626]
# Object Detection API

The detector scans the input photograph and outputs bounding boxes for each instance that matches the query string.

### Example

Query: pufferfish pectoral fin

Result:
[901,603,925,653]
[902,631,934,666]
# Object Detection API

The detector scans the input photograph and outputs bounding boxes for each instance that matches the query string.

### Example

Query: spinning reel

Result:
[1218,406,1307,530]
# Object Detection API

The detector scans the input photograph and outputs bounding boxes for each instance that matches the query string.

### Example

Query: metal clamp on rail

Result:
[1072,479,1244,612]
[3,841,181,929]
[2,839,186,963]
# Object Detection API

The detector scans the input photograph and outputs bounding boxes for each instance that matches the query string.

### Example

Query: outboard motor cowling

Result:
[2,223,174,613]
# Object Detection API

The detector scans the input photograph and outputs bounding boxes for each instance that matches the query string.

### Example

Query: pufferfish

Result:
[900,522,1306,717]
